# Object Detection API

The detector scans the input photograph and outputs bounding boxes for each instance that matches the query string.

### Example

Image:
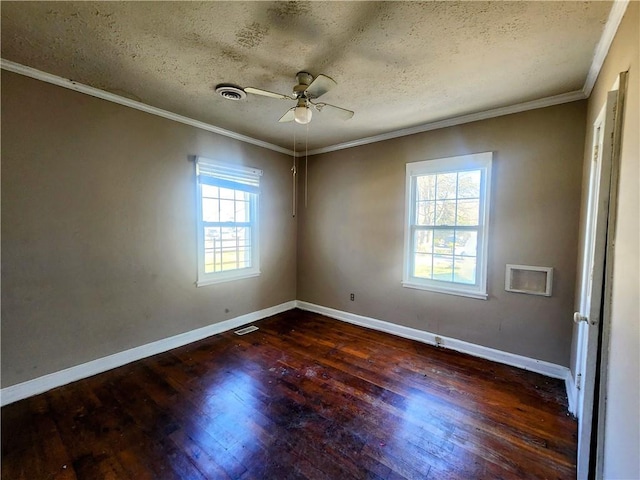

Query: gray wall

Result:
[1,69,588,389]
[297,102,586,366]
[1,71,297,387]
[575,3,639,477]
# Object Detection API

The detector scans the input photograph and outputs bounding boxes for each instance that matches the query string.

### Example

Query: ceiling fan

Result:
[244,71,354,124]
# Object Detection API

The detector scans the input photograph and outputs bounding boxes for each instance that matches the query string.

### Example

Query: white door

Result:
[574,89,618,479]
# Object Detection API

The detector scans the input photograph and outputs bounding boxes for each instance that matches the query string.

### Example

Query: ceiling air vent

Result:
[215,84,246,101]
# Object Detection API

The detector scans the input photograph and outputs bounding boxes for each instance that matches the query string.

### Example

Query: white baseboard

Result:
[565,372,578,417]
[0,301,295,406]
[296,301,572,382]
[2,299,574,410]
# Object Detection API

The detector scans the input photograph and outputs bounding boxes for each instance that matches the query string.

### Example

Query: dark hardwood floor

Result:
[2,309,577,479]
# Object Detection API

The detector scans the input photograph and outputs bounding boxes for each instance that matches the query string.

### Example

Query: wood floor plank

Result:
[2,309,577,479]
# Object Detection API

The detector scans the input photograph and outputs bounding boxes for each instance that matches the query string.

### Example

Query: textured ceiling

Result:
[1,1,612,151]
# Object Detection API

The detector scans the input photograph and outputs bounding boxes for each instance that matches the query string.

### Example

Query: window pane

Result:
[456,199,480,226]
[235,200,250,223]
[454,231,477,257]
[433,255,453,282]
[202,184,219,198]
[414,229,433,254]
[220,228,237,271]
[416,201,435,226]
[436,173,457,199]
[434,200,457,226]
[204,252,214,273]
[220,187,235,200]
[414,253,433,279]
[434,229,455,254]
[204,227,217,248]
[202,198,220,222]
[220,199,235,222]
[458,171,481,198]
[199,189,256,275]
[221,255,237,271]
[204,227,219,272]
[221,240,238,269]
[238,247,251,268]
[454,256,477,284]
[221,227,235,240]
[235,190,249,201]
[416,175,436,201]
[236,226,250,243]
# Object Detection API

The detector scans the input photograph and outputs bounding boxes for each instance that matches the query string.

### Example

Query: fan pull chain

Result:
[305,122,309,208]
[291,124,297,217]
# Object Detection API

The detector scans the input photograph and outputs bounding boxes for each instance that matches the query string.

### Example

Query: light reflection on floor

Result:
[393,389,472,476]
[196,365,264,473]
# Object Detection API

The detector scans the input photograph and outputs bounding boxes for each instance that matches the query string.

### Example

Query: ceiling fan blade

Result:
[278,108,295,123]
[305,74,337,99]
[313,102,354,120]
[244,87,292,100]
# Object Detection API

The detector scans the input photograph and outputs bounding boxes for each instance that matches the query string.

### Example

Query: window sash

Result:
[408,225,483,286]
[196,157,261,286]
[403,152,492,299]
[203,221,252,228]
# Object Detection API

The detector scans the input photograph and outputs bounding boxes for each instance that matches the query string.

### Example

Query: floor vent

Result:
[234,325,259,336]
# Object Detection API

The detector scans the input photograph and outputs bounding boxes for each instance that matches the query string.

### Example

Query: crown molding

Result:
[583,0,630,97]
[0,59,295,156]
[307,90,587,156]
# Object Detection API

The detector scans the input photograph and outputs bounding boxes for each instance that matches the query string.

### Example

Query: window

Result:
[403,152,492,299]
[195,157,262,286]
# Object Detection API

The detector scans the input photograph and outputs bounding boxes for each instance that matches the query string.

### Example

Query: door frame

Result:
[594,71,628,479]
[574,71,627,479]
[575,89,617,479]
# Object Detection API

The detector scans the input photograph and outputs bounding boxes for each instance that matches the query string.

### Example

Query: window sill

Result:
[197,270,261,287]
[401,281,488,300]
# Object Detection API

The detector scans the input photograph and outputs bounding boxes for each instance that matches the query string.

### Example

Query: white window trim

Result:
[402,152,492,300]
[195,157,262,287]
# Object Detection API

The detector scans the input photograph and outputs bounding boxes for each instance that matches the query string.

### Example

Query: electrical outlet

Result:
[350,293,355,301]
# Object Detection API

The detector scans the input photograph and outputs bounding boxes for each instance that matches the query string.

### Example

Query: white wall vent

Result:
[505,264,553,296]
[234,325,259,335]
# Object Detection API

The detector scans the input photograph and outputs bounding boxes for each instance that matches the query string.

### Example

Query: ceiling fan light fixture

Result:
[294,105,312,124]
[245,71,353,124]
